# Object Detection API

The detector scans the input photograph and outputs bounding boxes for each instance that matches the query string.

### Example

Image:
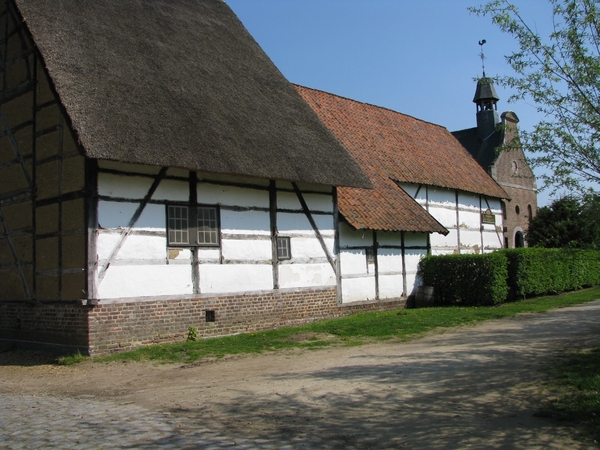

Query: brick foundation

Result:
[0,302,89,353]
[89,287,406,355]
[2,288,406,355]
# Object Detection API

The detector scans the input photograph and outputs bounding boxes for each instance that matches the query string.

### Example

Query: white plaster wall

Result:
[97,202,166,230]
[459,209,483,229]
[277,191,333,213]
[291,237,334,259]
[221,210,270,235]
[222,239,271,261]
[199,264,273,293]
[340,249,368,275]
[197,247,220,260]
[97,264,193,298]
[279,263,336,289]
[398,182,419,198]
[197,183,268,208]
[377,249,402,272]
[97,232,166,262]
[98,173,153,200]
[405,232,428,247]
[377,231,401,246]
[341,276,376,303]
[277,212,334,235]
[339,222,373,247]
[430,227,457,251]
[277,191,301,210]
[152,179,189,201]
[428,204,457,228]
[457,192,480,209]
[378,273,403,299]
[483,228,504,250]
[460,229,484,249]
[168,248,193,261]
[429,187,455,205]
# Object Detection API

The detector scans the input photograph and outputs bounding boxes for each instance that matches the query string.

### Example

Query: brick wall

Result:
[2,288,406,355]
[88,288,406,355]
[0,302,89,352]
[495,117,538,247]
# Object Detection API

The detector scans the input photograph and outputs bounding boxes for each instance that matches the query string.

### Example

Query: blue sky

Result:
[225,0,556,205]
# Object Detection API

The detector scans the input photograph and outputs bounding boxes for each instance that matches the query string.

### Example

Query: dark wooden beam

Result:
[292,182,337,276]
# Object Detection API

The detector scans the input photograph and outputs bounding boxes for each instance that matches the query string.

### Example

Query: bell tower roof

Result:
[473,77,500,104]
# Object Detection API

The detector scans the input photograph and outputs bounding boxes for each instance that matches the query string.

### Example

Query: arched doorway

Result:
[515,230,525,248]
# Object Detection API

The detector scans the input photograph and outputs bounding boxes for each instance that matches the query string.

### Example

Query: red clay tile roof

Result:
[295,85,507,233]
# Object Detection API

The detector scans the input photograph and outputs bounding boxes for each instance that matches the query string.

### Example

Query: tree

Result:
[470,0,600,195]
[527,194,600,248]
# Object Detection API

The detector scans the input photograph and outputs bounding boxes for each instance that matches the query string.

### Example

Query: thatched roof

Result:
[296,85,508,233]
[14,0,370,188]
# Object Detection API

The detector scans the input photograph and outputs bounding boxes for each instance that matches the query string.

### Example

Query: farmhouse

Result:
[296,86,508,303]
[1,0,508,355]
[0,0,398,354]
[452,76,538,248]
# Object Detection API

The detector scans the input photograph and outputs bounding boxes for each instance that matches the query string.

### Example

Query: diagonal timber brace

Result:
[97,167,167,283]
[291,182,337,276]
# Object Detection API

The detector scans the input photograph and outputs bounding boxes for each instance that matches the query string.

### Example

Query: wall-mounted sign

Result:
[481,208,495,224]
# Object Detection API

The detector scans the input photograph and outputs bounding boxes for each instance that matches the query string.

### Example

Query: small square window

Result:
[366,248,375,264]
[277,236,291,260]
[205,310,215,322]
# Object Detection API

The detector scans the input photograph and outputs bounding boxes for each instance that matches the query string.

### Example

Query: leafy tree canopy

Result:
[526,194,600,248]
[470,0,600,195]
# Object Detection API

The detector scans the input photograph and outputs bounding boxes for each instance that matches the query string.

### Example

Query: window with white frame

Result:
[167,205,219,246]
[277,236,291,260]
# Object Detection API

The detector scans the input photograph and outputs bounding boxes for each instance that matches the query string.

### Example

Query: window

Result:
[167,205,219,246]
[366,248,375,264]
[168,205,189,245]
[197,207,218,244]
[277,236,291,260]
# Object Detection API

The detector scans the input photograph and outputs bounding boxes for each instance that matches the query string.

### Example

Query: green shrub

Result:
[419,252,508,306]
[504,248,600,300]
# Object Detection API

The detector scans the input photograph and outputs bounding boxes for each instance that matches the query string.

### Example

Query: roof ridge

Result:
[293,84,449,131]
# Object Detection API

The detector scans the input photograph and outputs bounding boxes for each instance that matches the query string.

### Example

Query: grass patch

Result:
[57,351,89,366]
[95,286,600,365]
[538,347,600,444]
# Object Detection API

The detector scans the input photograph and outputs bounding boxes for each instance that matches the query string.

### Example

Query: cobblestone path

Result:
[0,394,325,449]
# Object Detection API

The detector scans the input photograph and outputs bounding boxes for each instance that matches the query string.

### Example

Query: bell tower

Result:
[474,40,500,139]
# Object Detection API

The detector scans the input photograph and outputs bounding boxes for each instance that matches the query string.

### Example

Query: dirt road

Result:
[3,301,600,449]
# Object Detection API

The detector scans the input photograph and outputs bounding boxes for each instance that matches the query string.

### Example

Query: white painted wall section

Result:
[199,264,273,293]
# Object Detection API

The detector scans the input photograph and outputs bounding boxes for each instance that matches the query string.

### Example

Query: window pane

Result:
[168,206,189,244]
[277,237,290,260]
[197,207,218,244]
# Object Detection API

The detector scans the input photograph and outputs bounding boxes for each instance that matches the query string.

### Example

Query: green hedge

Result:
[504,248,600,300]
[418,248,600,306]
[419,252,508,306]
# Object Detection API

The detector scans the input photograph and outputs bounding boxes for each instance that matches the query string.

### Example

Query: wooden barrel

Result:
[415,286,434,308]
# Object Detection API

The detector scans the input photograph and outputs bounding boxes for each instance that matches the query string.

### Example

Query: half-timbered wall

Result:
[398,182,504,255]
[94,161,337,301]
[338,223,428,302]
[0,1,86,305]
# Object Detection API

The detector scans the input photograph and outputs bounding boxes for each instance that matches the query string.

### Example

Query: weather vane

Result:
[479,39,487,77]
